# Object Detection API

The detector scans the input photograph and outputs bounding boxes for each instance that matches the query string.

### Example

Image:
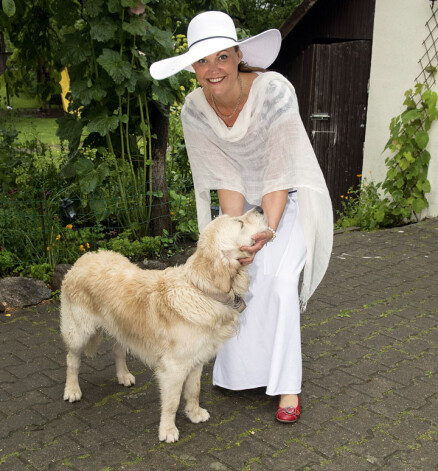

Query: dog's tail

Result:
[84,329,103,358]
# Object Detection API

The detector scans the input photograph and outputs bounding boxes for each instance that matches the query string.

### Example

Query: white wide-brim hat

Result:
[150,11,282,80]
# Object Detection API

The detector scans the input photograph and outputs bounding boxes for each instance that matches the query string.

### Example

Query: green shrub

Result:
[0,248,15,276]
[20,263,53,284]
[335,178,385,231]
[106,230,164,260]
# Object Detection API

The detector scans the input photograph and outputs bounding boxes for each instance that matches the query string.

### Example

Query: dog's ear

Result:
[191,243,232,293]
[212,254,232,293]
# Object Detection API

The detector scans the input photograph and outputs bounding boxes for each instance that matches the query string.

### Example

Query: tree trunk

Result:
[150,106,172,236]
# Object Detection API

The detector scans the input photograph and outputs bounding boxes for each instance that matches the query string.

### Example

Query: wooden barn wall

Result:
[292,0,375,41]
[274,0,376,75]
[272,0,376,215]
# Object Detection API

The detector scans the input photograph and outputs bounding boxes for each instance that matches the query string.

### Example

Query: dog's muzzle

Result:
[255,206,264,215]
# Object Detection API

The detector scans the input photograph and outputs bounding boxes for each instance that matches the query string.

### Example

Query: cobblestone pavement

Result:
[1,218,437,471]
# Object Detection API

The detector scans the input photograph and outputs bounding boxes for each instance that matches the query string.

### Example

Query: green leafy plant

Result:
[381,83,436,225]
[335,177,384,231]
[105,228,175,259]
[0,247,15,276]
[19,263,53,283]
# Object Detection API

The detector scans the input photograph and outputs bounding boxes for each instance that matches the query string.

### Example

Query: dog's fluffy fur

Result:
[60,207,267,442]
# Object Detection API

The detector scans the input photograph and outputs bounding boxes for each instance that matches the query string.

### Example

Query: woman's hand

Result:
[239,230,273,266]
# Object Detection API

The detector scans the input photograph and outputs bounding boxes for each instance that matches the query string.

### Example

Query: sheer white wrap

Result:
[181,72,333,308]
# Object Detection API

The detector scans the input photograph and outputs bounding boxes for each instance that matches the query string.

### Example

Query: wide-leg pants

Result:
[212,192,307,396]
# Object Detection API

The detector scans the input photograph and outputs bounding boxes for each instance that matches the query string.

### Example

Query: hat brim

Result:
[149,29,282,80]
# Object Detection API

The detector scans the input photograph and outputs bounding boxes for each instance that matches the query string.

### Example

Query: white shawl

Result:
[181,71,333,309]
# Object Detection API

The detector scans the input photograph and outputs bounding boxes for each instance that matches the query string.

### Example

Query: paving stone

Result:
[337,407,387,437]
[209,435,276,470]
[311,369,362,394]
[382,414,435,448]
[367,393,415,421]
[350,377,398,400]
[168,431,232,469]
[410,394,438,425]
[312,449,377,470]
[261,440,323,470]
[301,401,348,430]
[334,342,372,362]
[348,432,405,468]
[300,423,362,459]
[357,332,400,351]
[379,364,426,387]
[59,440,136,471]
[0,455,33,470]
[321,387,375,413]
[363,347,411,368]
[0,407,48,439]
[398,337,437,356]
[19,435,86,471]
[384,437,438,470]
[392,377,437,407]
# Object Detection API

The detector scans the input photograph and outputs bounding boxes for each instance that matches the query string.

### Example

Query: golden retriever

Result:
[60,207,267,442]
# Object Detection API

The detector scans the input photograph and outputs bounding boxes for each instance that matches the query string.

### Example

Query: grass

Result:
[0,76,41,109]
[0,112,60,145]
[0,77,62,145]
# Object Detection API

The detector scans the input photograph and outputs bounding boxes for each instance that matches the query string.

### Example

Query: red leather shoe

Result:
[276,396,300,423]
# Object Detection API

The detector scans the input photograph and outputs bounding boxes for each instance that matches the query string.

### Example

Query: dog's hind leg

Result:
[113,342,135,387]
[183,364,210,423]
[156,364,190,443]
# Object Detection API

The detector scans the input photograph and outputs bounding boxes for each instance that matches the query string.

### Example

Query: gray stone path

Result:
[1,218,437,470]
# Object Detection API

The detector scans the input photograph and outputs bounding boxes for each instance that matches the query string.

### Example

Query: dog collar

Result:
[191,282,246,313]
[232,295,246,313]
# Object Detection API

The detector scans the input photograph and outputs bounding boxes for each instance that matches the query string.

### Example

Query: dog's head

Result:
[189,207,268,294]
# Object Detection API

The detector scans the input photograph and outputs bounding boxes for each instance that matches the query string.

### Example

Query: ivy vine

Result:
[379,82,437,226]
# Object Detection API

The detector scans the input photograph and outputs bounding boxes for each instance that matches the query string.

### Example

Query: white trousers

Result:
[213,192,307,396]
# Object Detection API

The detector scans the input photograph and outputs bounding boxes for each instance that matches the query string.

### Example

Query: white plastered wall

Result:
[363,0,438,218]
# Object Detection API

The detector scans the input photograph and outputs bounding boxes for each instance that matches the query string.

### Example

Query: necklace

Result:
[211,75,243,120]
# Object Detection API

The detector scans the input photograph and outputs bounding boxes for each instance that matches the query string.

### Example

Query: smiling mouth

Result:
[208,77,224,84]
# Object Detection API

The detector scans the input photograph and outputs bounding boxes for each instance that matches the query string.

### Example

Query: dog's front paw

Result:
[186,406,210,423]
[159,424,180,443]
[118,372,135,387]
[63,386,82,403]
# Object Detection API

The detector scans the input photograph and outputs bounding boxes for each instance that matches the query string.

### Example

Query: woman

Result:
[151,11,333,422]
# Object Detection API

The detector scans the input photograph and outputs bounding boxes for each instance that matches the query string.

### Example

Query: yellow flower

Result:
[363,183,367,187]
[86,242,90,249]
[79,245,86,253]
[66,224,73,229]
[46,246,50,251]
[56,234,61,240]
[340,195,344,199]
[180,85,185,91]
[170,211,175,216]
[356,174,362,177]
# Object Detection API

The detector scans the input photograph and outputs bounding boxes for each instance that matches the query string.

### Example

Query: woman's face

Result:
[192,47,242,99]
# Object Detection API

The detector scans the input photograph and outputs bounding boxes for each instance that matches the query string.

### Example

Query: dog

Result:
[60,206,267,442]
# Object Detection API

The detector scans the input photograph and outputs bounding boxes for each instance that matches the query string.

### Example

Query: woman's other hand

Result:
[239,230,272,265]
